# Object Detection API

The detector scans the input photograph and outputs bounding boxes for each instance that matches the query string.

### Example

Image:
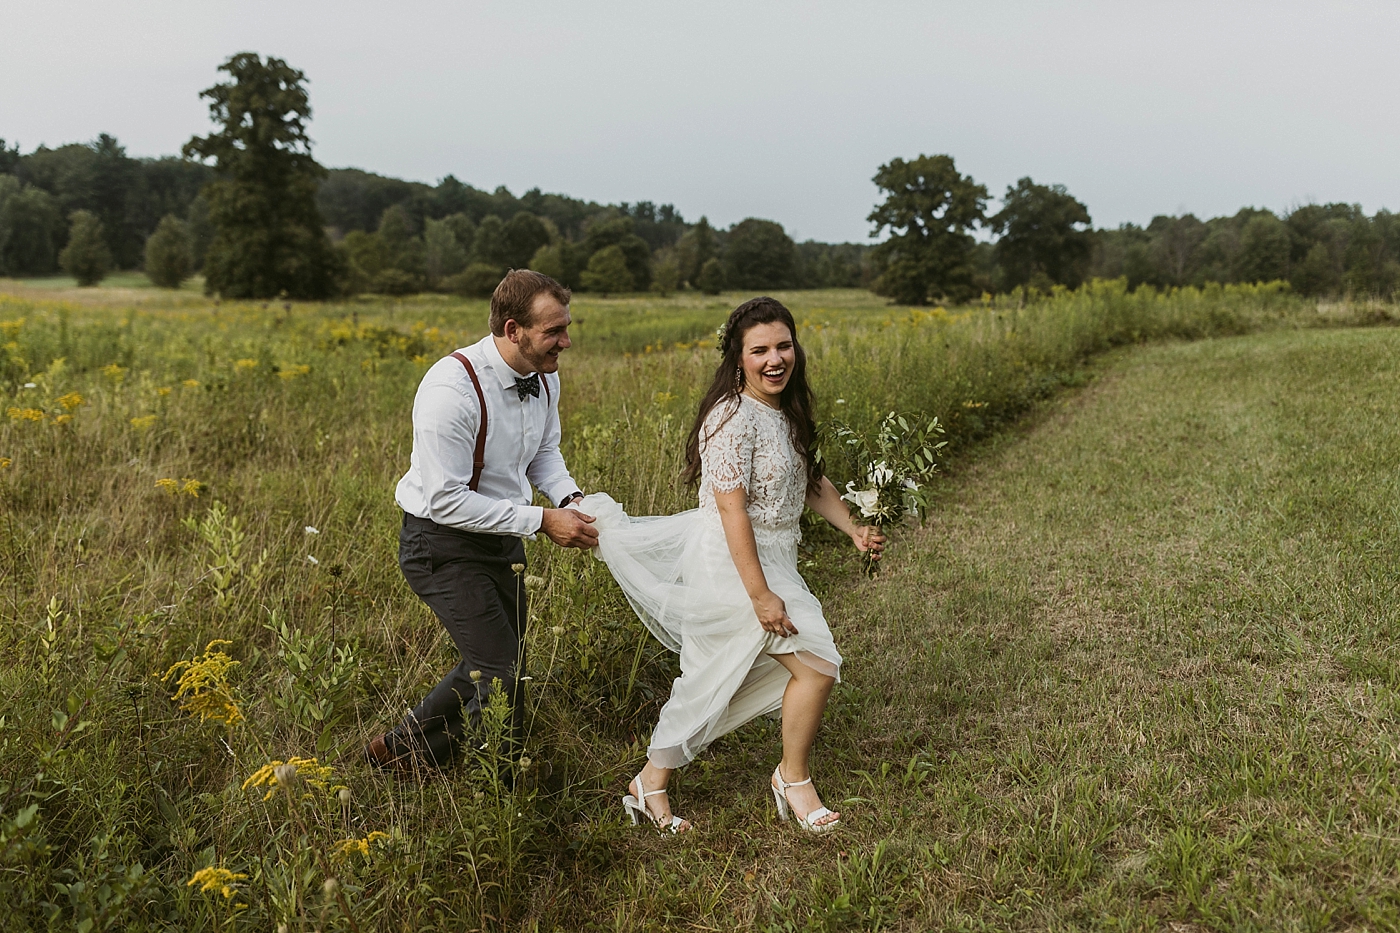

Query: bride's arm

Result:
[805,477,886,561]
[714,488,798,637]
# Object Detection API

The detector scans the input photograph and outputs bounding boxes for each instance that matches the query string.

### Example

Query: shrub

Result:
[580,245,634,294]
[144,215,193,288]
[443,262,505,298]
[59,210,112,286]
[696,257,725,295]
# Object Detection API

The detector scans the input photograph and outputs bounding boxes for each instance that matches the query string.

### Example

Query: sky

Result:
[3,0,1398,243]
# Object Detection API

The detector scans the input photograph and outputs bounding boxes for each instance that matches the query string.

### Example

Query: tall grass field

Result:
[2,278,1398,930]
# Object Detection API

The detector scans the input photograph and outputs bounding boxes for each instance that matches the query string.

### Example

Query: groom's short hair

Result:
[490,269,572,336]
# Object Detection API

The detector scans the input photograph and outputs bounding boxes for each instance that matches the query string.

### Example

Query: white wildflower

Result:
[304,526,320,535]
[306,555,319,565]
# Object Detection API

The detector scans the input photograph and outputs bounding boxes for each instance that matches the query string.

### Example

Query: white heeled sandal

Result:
[623,773,690,834]
[771,765,841,833]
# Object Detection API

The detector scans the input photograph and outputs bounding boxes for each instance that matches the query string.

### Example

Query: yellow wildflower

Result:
[233,359,257,371]
[0,457,11,470]
[277,364,310,380]
[7,408,45,423]
[130,415,158,431]
[155,478,179,495]
[182,379,201,388]
[242,756,337,801]
[101,363,126,383]
[157,386,172,397]
[653,391,676,405]
[57,392,85,410]
[182,478,206,497]
[187,866,247,899]
[162,640,243,726]
[331,831,391,863]
[53,414,73,426]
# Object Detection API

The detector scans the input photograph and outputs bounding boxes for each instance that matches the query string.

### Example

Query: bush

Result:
[580,245,634,294]
[696,257,725,295]
[59,210,112,286]
[370,268,421,296]
[144,215,193,288]
[444,262,505,298]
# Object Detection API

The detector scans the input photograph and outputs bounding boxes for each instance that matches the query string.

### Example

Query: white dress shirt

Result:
[395,335,580,536]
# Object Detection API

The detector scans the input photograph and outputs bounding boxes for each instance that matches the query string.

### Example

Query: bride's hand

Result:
[852,525,886,561]
[753,590,798,637]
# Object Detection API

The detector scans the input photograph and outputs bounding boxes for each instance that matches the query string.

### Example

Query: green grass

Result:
[2,283,1399,930]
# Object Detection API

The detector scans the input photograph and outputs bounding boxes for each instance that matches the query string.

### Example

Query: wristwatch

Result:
[558,491,584,508]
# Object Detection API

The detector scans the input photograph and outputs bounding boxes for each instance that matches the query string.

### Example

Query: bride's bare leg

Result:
[634,760,691,830]
[769,653,839,825]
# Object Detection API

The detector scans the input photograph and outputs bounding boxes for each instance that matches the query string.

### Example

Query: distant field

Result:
[2,282,1398,930]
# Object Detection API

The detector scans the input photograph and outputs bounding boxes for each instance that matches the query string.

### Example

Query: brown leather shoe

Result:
[364,734,419,775]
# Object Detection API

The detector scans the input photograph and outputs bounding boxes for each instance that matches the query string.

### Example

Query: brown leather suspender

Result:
[451,351,489,491]
[449,351,551,492]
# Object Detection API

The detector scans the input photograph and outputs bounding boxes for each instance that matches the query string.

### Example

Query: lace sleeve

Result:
[699,401,752,494]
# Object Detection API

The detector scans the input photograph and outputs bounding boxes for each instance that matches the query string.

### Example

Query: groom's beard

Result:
[518,332,561,374]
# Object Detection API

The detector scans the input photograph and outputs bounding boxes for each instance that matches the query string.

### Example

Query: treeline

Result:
[867,155,1400,305]
[1088,205,1400,297]
[0,133,869,295]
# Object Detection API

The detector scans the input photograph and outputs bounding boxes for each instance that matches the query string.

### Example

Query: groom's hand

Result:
[541,508,598,549]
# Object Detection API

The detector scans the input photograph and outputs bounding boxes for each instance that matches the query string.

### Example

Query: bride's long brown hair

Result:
[682,296,823,494]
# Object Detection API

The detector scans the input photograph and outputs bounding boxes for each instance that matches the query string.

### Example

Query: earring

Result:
[734,364,744,394]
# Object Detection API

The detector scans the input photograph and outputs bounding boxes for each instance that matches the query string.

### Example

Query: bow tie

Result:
[513,373,541,401]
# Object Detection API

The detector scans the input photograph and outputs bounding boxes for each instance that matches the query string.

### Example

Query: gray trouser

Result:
[388,512,528,767]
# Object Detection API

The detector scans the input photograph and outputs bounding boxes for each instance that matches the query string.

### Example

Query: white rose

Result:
[841,483,880,517]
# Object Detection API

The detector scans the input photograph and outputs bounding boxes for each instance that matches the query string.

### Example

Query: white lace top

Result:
[698,395,808,548]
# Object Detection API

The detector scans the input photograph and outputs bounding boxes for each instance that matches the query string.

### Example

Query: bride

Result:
[580,296,885,833]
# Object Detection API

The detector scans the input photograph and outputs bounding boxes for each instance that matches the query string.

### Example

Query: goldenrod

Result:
[234,358,257,371]
[331,831,390,862]
[242,756,338,801]
[57,392,85,410]
[7,407,45,423]
[187,866,246,899]
[277,364,310,380]
[182,378,200,388]
[101,363,126,382]
[162,640,243,726]
[130,415,158,431]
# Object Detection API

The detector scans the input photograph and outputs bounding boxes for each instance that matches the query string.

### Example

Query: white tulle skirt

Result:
[581,493,842,769]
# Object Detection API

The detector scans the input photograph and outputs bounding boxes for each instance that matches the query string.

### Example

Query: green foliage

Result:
[59,210,112,286]
[444,262,505,297]
[675,215,717,286]
[0,177,64,275]
[723,217,796,289]
[143,214,193,288]
[580,244,634,293]
[650,247,680,296]
[868,153,988,304]
[990,177,1093,289]
[184,53,342,299]
[423,216,467,288]
[582,216,652,290]
[696,256,725,295]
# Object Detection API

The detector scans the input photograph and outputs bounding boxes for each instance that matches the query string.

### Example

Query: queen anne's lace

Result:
[698,396,806,547]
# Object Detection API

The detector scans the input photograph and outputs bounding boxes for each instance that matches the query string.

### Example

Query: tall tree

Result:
[184,53,341,298]
[723,218,796,289]
[989,177,1092,289]
[868,154,987,304]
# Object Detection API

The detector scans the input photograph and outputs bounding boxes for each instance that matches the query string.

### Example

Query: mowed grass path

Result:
[605,327,1400,931]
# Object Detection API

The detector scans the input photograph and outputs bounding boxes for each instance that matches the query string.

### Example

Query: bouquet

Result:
[826,411,946,574]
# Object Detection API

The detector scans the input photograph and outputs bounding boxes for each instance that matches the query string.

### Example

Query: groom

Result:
[367,269,598,771]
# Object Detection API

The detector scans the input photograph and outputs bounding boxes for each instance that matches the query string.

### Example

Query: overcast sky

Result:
[4,1,1397,243]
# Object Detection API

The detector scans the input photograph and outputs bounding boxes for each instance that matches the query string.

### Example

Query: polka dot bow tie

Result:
[514,374,541,401]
